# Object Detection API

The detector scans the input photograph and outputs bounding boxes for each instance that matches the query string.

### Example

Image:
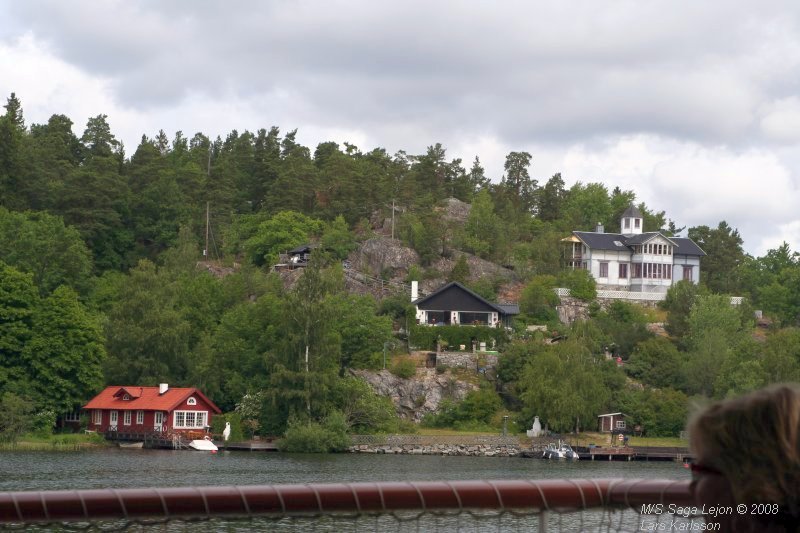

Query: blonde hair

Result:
[688,383,800,516]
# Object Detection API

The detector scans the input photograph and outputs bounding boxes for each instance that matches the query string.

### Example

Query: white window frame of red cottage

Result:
[123,410,131,426]
[93,410,102,425]
[616,420,626,429]
[136,410,144,424]
[173,410,208,429]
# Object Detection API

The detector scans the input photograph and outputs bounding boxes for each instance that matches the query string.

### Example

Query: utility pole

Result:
[204,202,210,258]
[391,199,395,240]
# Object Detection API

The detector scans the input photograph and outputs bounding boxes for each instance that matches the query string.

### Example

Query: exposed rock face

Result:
[351,368,477,422]
[556,296,591,324]
[351,238,419,278]
[437,197,471,224]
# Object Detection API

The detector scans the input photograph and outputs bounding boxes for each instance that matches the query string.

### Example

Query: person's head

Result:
[688,383,800,531]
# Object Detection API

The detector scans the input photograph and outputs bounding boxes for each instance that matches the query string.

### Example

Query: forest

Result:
[2,92,800,446]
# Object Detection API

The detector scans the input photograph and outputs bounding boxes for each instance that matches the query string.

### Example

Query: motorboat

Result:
[542,441,579,460]
[188,436,218,451]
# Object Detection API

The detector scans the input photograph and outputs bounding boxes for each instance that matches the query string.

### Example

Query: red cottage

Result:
[83,384,222,435]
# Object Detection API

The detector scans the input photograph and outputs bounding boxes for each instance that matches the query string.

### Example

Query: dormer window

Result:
[122,394,130,401]
[187,397,197,406]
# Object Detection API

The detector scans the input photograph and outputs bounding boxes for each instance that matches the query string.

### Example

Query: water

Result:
[0,448,691,491]
[0,450,693,531]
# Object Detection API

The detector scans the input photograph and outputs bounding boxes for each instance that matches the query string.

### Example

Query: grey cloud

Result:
[6,0,800,149]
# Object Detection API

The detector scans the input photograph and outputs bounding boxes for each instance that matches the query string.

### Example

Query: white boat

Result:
[542,441,579,460]
[118,441,144,449]
[188,437,218,451]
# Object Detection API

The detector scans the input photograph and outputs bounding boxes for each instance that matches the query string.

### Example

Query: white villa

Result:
[562,206,705,293]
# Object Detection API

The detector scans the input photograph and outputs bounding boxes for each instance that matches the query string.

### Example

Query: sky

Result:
[2,1,799,256]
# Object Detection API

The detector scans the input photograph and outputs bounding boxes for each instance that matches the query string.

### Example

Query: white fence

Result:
[554,288,665,301]
[554,288,744,305]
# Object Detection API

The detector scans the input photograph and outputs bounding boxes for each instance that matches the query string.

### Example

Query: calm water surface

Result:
[0,448,690,491]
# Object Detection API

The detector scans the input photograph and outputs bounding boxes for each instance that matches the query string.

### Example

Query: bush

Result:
[211,413,246,442]
[390,357,417,379]
[279,412,350,453]
[410,324,508,352]
[557,269,596,301]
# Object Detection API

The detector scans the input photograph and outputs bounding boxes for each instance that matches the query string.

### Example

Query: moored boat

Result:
[188,437,218,451]
[542,441,579,460]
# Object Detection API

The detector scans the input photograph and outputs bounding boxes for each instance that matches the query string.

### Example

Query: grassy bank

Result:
[0,432,109,451]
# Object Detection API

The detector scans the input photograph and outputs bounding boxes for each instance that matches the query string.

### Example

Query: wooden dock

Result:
[214,440,279,451]
[577,445,692,462]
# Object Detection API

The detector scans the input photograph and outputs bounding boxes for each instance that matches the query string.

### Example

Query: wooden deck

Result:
[577,445,692,462]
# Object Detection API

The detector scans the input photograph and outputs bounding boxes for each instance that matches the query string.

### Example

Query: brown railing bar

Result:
[0,479,693,525]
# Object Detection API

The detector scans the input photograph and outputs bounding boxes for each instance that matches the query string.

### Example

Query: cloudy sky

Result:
[2,1,799,256]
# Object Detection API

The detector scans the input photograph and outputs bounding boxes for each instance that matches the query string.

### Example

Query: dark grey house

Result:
[413,282,518,328]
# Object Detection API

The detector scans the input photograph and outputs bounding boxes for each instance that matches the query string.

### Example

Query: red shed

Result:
[597,412,628,433]
[83,384,221,435]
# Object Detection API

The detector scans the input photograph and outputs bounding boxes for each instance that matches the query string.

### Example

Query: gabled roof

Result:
[623,232,677,246]
[573,232,630,251]
[113,387,142,399]
[413,282,517,315]
[84,386,222,413]
[671,237,706,256]
[597,412,627,418]
[573,231,704,255]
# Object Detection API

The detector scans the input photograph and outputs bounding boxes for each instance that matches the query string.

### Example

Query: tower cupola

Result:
[620,205,643,235]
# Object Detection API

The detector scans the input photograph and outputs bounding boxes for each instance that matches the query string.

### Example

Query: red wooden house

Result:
[83,384,221,435]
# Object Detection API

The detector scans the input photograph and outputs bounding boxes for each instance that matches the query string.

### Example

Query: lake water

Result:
[0,448,691,491]
[1,450,694,531]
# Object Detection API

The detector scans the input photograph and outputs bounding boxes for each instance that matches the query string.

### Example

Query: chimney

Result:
[159,383,169,395]
[596,222,604,233]
[411,280,419,301]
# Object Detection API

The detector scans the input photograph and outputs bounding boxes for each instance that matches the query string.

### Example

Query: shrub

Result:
[390,357,417,379]
[279,412,350,453]
[557,268,596,301]
[409,324,508,352]
[211,413,245,442]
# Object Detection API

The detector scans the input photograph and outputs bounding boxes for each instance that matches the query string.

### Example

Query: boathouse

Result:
[597,412,628,433]
[83,384,222,435]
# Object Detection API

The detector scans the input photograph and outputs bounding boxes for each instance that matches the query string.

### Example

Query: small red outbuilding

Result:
[83,384,222,434]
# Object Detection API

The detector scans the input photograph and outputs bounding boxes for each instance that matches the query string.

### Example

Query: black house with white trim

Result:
[413,282,519,328]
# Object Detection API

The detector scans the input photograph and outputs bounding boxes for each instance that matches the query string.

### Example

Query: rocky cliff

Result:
[351,368,478,422]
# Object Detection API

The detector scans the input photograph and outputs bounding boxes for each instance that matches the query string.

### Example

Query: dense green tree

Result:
[501,151,537,214]
[518,275,559,322]
[448,255,470,284]
[0,93,27,210]
[0,262,38,399]
[687,221,746,294]
[537,173,566,222]
[103,260,192,384]
[557,268,597,301]
[661,280,706,343]
[232,210,324,267]
[0,208,92,295]
[517,340,611,433]
[625,337,686,389]
[23,286,106,412]
[460,189,503,259]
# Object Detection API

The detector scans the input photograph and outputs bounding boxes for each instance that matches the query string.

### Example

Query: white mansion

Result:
[563,206,705,293]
